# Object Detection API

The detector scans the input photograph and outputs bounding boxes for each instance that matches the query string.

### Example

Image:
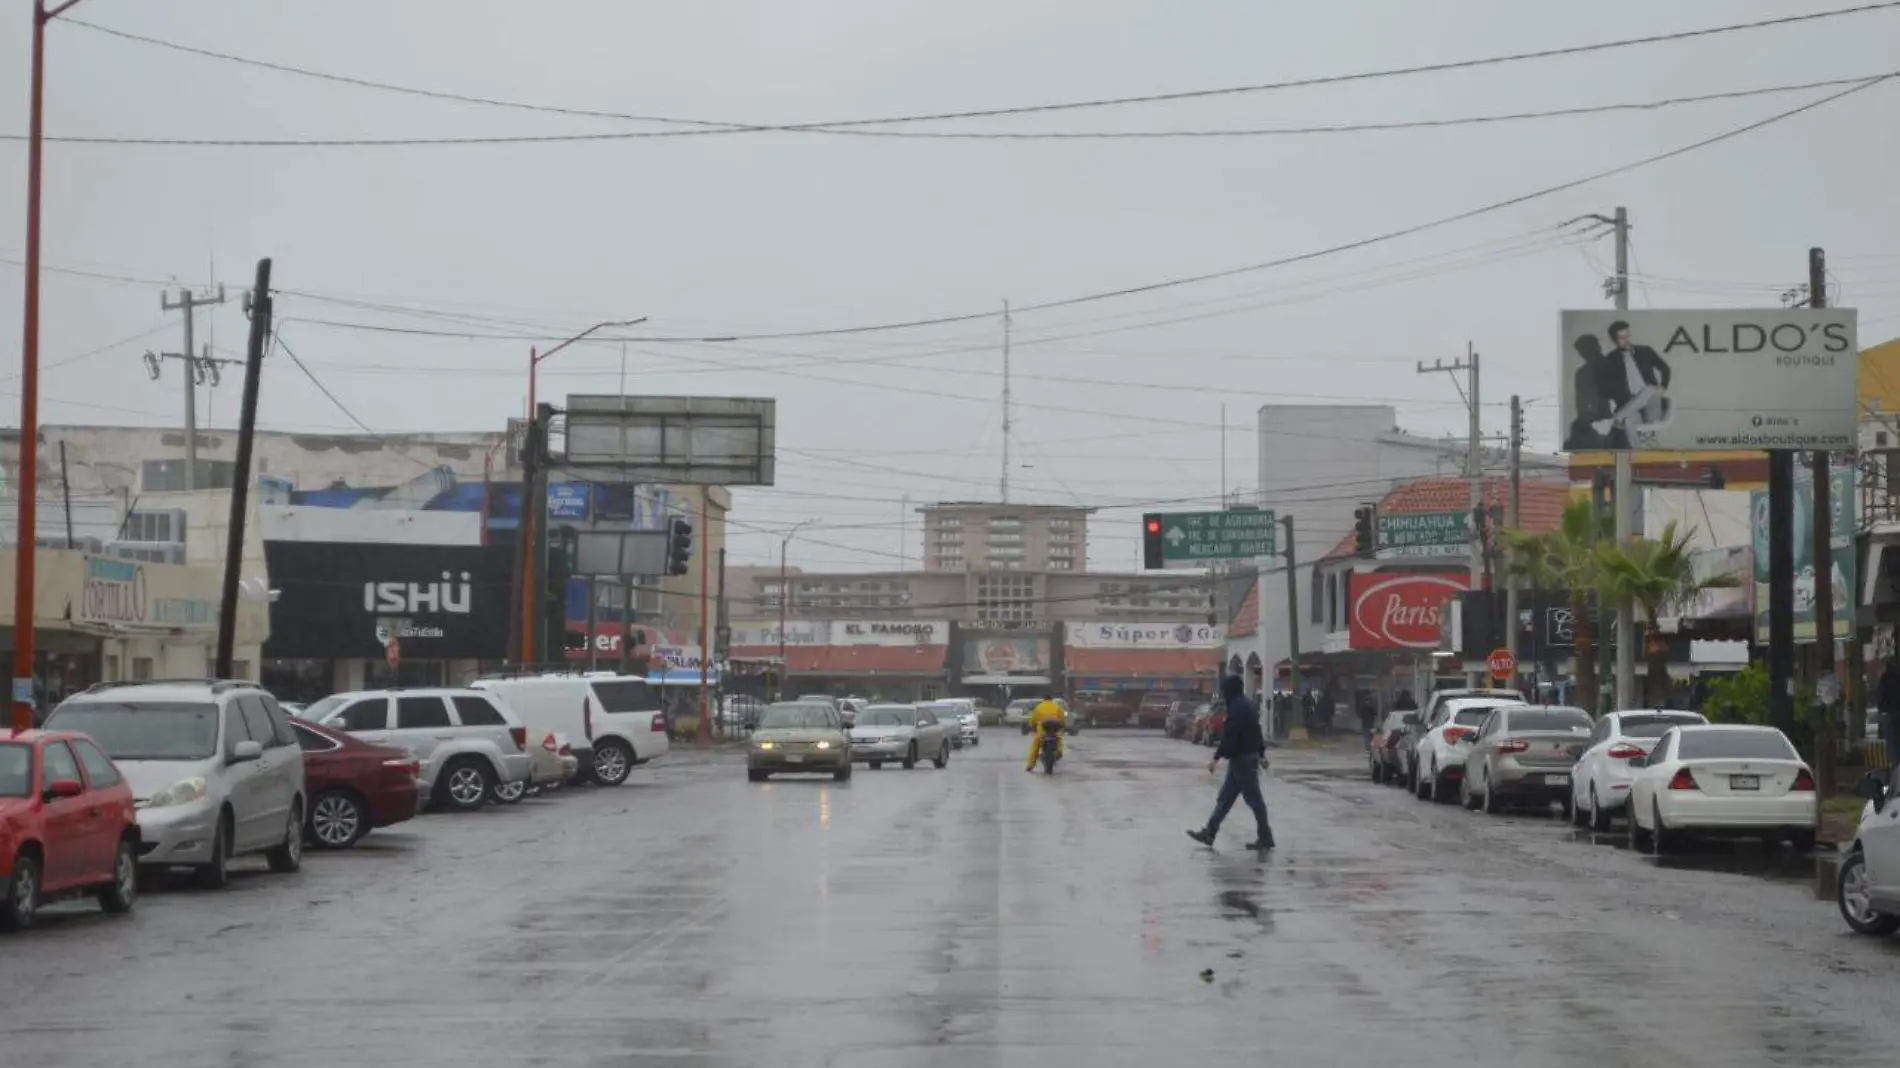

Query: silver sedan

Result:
[848,705,952,770]
[1459,705,1594,815]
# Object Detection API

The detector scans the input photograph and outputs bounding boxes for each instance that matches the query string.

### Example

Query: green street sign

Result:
[1376,510,1471,558]
[1148,509,1276,568]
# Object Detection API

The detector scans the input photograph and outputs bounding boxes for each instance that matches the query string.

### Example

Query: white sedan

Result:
[1570,709,1707,831]
[1627,724,1816,854]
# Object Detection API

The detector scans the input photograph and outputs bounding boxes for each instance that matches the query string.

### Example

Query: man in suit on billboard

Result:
[1602,319,1671,429]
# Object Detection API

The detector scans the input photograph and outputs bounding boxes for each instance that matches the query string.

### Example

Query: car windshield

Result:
[1677,730,1798,761]
[302,695,347,721]
[857,709,912,726]
[0,744,29,797]
[44,702,221,761]
[1453,709,1498,726]
[1621,714,1704,738]
[760,705,838,730]
[1507,710,1593,732]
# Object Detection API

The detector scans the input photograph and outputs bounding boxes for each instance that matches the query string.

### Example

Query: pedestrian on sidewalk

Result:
[1188,675,1274,851]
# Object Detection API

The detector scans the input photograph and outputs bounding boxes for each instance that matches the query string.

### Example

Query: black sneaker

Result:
[1186,828,1215,846]
[1247,832,1276,851]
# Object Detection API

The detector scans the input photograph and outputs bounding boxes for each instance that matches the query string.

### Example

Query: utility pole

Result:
[1000,300,1012,504]
[1281,514,1300,740]
[1507,394,1523,682]
[698,493,712,744]
[1418,346,1482,680]
[160,285,227,489]
[215,260,271,679]
[585,575,600,672]
[1610,206,1637,713]
[617,573,633,676]
[1810,246,1837,800]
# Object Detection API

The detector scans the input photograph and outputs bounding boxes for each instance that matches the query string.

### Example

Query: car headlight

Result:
[815,740,832,750]
[146,776,209,809]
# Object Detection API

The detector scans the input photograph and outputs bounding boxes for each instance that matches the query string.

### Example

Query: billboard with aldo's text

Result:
[1558,308,1856,452]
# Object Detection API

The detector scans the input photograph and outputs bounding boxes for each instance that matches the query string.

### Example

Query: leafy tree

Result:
[1505,499,1607,714]
[1597,521,1740,706]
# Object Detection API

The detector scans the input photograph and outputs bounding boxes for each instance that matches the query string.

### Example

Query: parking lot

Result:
[4,733,1899,1067]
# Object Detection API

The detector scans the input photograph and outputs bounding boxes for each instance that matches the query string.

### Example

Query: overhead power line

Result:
[10,75,1885,147]
[61,4,1900,134]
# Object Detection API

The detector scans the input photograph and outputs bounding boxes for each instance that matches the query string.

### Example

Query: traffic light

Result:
[1353,505,1376,554]
[1141,513,1164,570]
[666,517,694,576]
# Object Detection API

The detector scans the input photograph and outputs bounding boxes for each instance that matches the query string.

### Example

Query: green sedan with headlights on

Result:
[748,702,853,783]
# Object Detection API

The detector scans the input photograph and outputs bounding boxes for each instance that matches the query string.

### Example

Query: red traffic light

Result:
[1146,519,1161,533]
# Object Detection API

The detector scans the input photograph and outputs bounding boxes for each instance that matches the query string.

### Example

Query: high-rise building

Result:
[917,502,1092,573]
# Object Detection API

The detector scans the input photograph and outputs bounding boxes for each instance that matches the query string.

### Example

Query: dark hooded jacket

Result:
[1214,675,1265,760]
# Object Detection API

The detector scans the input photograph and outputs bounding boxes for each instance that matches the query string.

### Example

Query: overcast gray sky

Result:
[3,0,1898,571]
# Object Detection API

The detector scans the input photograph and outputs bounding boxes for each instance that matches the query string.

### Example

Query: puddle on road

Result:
[1561,826,1822,887]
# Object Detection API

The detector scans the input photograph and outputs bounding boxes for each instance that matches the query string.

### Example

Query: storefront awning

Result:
[730,645,947,677]
[962,674,1052,687]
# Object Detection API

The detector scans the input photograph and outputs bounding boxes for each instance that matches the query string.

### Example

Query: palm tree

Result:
[1597,520,1740,706]
[1505,499,1606,714]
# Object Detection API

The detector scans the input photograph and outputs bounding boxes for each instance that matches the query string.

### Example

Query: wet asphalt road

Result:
[6,732,1900,1067]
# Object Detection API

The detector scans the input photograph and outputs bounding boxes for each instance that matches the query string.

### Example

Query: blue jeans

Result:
[1204,754,1270,840]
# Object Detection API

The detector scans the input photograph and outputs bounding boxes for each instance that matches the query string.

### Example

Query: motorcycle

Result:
[1036,720,1063,774]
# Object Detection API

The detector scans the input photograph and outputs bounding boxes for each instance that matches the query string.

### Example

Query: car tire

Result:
[934,743,949,769]
[436,758,493,812]
[1789,829,1818,854]
[0,851,40,932]
[196,812,233,890]
[1429,765,1449,804]
[1370,758,1384,784]
[1648,801,1672,855]
[309,789,368,850]
[590,739,635,787]
[266,799,305,874]
[748,769,768,783]
[98,837,137,915]
[1480,771,1501,816]
[1414,765,1431,801]
[1461,775,1478,811]
[1590,785,1615,833]
[490,779,528,805]
[1838,851,1900,935]
[1571,790,1589,827]
[833,764,852,782]
[903,743,918,770]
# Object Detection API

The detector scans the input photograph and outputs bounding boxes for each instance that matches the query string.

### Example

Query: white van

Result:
[471,675,670,786]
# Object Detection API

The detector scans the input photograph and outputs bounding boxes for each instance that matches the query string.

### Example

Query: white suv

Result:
[471,675,669,786]
[303,688,533,811]
[46,679,307,888]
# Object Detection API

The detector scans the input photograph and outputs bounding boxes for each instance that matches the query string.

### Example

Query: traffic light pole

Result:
[1281,514,1300,740]
[698,492,712,744]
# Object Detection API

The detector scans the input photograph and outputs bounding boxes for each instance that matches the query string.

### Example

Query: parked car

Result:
[1163,701,1199,740]
[1628,724,1816,854]
[1839,765,1900,935]
[286,718,421,850]
[721,695,765,731]
[1458,705,1594,815]
[749,702,852,782]
[529,732,580,793]
[1135,691,1177,729]
[46,680,306,888]
[923,700,980,748]
[1005,699,1037,732]
[1408,698,1526,801]
[1569,709,1708,831]
[1369,707,1423,784]
[470,675,669,786]
[0,729,139,931]
[304,688,531,812]
[1192,703,1227,747]
[848,705,951,770]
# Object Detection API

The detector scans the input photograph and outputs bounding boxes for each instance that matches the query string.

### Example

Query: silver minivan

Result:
[47,680,307,888]
[305,688,532,811]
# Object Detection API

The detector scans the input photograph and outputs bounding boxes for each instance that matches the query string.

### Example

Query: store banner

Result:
[728,620,827,648]
[1347,571,1470,651]
[832,620,948,646]
[264,542,513,660]
[1066,621,1224,648]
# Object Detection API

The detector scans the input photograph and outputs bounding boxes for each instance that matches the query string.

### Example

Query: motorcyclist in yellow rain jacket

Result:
[1025,693,1067,771]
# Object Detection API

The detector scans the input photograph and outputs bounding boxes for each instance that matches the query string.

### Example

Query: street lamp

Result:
[12,0,91,733]
[776,520,818,700]
[515,319,644,667]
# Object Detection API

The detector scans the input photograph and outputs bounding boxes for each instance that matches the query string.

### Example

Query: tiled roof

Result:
[1320,477,1576,561]
[729,645,948,676]
[1065,648,1221,678]
[1228,583,1259,638]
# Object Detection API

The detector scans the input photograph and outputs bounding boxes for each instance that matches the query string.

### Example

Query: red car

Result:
[0,729,139,931]
[288,719,421,849]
